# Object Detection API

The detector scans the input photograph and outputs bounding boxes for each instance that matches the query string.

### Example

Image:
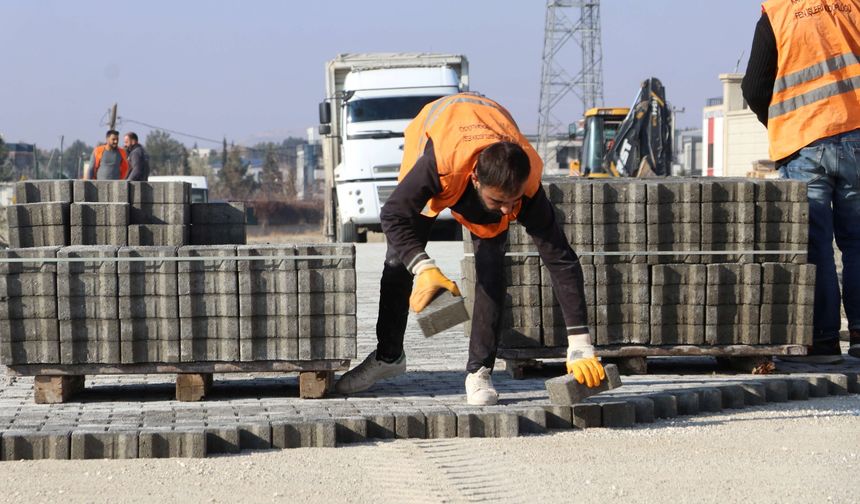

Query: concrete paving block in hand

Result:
[139,429,206,458]
[571,403,601,429]
[2,431,70,460]
[335,417,368,444]
[545,363,622,405]
[424,409,457,439]
[416,291,470,337]
[71,430,139,459]
[393,411,427,439]
[205,427,240,454]
[238,423,272,450]
[517,407,548,434]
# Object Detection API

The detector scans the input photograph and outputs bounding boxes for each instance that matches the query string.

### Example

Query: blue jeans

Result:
[779,129,860,344]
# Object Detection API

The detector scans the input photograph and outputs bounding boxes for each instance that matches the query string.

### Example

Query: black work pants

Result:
[376,218,508,373]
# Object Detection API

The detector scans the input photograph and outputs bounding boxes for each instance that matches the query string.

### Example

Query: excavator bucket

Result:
[604,78,672,177]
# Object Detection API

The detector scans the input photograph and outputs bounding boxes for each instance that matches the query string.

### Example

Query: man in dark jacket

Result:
[123,132,150,181]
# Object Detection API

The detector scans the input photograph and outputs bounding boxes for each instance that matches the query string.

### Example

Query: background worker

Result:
[123,132,150,181]
[84,129,128,180]
[742,0,860,361]
[335,93,605,405]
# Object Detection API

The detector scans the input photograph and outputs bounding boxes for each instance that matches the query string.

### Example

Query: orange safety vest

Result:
[92,145,129,179]
[764,0,860,161]
[398,93,543,239]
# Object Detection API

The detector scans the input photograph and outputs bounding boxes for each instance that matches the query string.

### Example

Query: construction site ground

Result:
[0,241,858,503]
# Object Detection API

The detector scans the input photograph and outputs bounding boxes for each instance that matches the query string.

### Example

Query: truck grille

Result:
[373,164,400,175]
[377,185,396,206]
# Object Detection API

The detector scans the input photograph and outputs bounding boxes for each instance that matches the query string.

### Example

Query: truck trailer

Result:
[318,53,469,242]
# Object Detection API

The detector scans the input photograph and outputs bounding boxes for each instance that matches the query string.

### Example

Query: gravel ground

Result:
[0,395,857,504]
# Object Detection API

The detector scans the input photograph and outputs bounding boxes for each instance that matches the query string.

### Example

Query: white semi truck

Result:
[318,53,469,242]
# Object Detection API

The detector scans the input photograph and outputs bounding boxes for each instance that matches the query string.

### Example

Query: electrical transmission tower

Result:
[537,0,604,164]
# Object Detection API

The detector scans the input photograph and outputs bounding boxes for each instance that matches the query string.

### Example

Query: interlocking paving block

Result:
[179,293,239,318]
[138,429,206,458]
[205,427,240,454]
[191,202,245,224]
[127,225,189,246]
[58,295,118,320]
[804,376,829,398]
[393,411,427,439]
[7,202,71,227]
[71,430,139,459]
[571,403,601,429]
[739,382,767,406]
[363,414,395,440]
[73,180,130,203]
[456,412,494,438]
[0,271,57,297]
[516,407,548,434]
[71,202,129,227]
[0,295,57,320]
[238,423,272,450]
[599,401,636,428]
[673,391,700,415]
[545,364,622,405]
[414,291,470,337]
[335,417,368,444]
[130,203,191,225]
[16,180,74,203]
[845,373,860,394]
[823,374,849,396]
[58,245,119,275]
[648,393,678,418]
[1,338,60,365]
[787,378,811,401]
[764,380,789,402]
[621,397,656,423]
[717,385,746,409]
[2,431,70,460]
[272,419,337,448]
[424,409,457,439]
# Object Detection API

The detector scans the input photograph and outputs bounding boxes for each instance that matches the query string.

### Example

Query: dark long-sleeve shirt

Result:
[380,139,589,330]
[742,13,778,127]
[125,144,150,181]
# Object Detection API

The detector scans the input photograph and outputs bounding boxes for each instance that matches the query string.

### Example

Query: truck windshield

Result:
[346,95,444,123]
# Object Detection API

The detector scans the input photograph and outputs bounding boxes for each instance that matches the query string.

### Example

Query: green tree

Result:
[145,130,188,175]
[0,135,13,182]
[62,140,92,178]
[217,145,255,200]
[260,145,283,197]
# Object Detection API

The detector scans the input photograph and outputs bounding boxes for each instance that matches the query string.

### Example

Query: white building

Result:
[701,73,770,177]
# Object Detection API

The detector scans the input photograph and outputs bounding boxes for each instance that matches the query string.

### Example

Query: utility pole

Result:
[59,135,64,178]
[537,0,604,165]
[109,103,118,130]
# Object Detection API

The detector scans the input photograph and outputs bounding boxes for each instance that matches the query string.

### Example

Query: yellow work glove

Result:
[409,266,461,313]
[565,332,606,388]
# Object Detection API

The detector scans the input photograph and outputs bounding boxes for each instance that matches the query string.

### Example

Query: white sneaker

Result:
[465,366,499,405]
[335,351,406,395]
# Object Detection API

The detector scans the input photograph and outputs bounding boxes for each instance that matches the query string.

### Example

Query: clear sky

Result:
[1,0,763,149]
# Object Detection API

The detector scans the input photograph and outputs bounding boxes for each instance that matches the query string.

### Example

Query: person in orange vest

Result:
[742,0,860,362]
[84,129,129,180]
[335,93,605,405]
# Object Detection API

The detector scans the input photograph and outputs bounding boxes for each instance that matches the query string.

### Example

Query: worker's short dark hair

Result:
[126,132,138,142]
[106,129,119,138]
[474,142,531,195]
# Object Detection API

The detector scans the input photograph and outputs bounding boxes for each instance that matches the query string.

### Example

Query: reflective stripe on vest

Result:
[764,0,860,161]
[398,93,542,239]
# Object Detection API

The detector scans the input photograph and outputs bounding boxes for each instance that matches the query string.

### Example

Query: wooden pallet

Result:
[499,345,804,379]
[7,360,350,404]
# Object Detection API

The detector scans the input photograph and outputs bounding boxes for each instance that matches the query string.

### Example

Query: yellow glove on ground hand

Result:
[409,266,461,313]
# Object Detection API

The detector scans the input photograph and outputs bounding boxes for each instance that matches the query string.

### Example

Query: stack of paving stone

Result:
[128,182,191,246]
[57,246,119,364]
[705,263,761,345]
[700,179,755,263]
[646,179,701,264]
[6,202,70,248]
[595,263,650,346]
[70,202,129,246]
[0,247,60,364]
[237,244,298,360]
[178,245,239,362]
[190,202,246,245]
[461,177,814,351]
[460,253,542,348]
[759,263,815,344]
[295,244,357,360]
[754,179,808,263]
[118,246,179,363]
